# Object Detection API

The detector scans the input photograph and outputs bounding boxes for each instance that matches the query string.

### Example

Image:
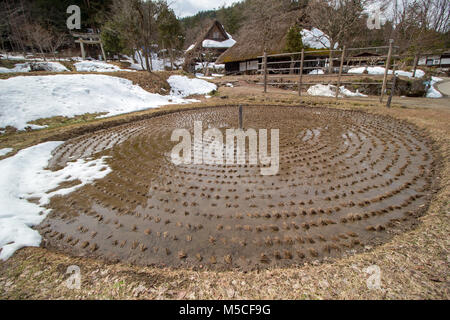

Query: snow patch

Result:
[307,84,368,98]
[0,141,111,260]
[348,67,425,78]
[167,75,217,97]
[426,76,443,98]
[0,148,13,156]
[74,61,134,72]
[0,61,68,73]
[309,69,324,75]
[202,32,236,49]
[195,62,225,71]
[126,52,184,71]
[0,74,192,131]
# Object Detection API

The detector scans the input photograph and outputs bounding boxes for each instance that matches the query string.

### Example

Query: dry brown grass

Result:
[0,79,448,300]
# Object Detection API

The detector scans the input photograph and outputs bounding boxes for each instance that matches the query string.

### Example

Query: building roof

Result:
[185,20,233,54]
[216,11,299,64]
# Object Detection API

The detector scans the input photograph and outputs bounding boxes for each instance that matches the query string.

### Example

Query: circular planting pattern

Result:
[38,106,438,269]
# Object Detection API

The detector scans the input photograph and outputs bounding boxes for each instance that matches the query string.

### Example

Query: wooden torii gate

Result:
[72,33,107,61]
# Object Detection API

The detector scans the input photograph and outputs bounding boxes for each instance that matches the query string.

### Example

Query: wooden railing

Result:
[257,41,409,106]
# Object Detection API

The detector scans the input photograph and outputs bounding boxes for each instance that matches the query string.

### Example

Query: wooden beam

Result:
[75,40,102,45]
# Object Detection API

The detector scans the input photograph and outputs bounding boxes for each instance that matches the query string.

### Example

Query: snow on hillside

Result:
[0,54,26,60]
[0,148,12,156]
[308,84,368,98]
[74,61,134,72]
[0,74,214,131]
[0,141,111,260]
[0,61,68,73]
[126,51,184,71]
[0,63,30,73]
[167,75,217,97]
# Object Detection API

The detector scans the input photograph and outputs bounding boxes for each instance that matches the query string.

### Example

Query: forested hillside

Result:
[1,0,448,58]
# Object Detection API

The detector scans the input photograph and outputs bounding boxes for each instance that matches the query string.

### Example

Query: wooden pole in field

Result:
[264,51,268,93]
[386,74,397,108]
[380,39,393,103]
[335,46,346,100]
[387,61,397,108]
[298,49,304,96]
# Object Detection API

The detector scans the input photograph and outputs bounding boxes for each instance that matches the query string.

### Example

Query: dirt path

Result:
[436,78,450,97]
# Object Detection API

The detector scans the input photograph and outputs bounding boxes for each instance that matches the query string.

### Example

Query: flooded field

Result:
[37,105,438,269]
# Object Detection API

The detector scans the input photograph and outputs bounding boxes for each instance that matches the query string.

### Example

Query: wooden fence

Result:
[257,40,411,107]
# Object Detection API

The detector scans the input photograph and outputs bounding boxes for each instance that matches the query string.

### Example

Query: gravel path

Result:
[436,78,450,97]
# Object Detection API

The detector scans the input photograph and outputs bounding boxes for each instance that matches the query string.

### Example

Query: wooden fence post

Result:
[380,39,393,103]
[386,59,397,108]
[298,49,304,96]
[239,105,243,129]
[80,39,86,60]
[100,41,107,62]
[335,46,346,100]
[412,53,419,78]
[328,50,333,74]
[386,74,397,108]
[263,51,268,93]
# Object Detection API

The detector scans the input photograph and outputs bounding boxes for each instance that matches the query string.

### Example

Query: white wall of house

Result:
[418,55,450,66]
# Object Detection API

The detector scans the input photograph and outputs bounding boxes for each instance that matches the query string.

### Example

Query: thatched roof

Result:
[185,20,230,58]
[183,20,235,72]
[216,11,298,64]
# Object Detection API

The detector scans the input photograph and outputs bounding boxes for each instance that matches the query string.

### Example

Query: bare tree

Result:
[379,0,450,52]
[109,0,164,72]
[246,0,293,52]
[22,23,52,60]
[306,0,371,50]
[49,30,69,60]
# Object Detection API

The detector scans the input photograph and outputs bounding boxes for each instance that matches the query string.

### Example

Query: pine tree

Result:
[285,25,303,53]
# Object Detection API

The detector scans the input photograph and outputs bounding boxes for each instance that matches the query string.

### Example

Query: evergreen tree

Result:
[101,21,126,59]
[285,25,304,53]
[157,3,185,69]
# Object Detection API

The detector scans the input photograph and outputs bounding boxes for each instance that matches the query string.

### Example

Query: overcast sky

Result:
[169,0,242,18]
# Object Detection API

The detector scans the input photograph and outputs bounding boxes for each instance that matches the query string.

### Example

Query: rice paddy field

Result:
[0,81,448,300]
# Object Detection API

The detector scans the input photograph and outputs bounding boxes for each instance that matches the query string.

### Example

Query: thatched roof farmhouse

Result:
[184,20,236,73]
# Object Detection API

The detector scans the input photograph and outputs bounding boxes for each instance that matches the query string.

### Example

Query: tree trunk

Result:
[170,49,174,70]
[148,49,153,72]
[132,49,138,64]
[137,49,145,70]
[144,49,151,72]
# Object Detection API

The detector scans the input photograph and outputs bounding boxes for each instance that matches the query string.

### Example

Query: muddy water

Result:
[37,106,439,270]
